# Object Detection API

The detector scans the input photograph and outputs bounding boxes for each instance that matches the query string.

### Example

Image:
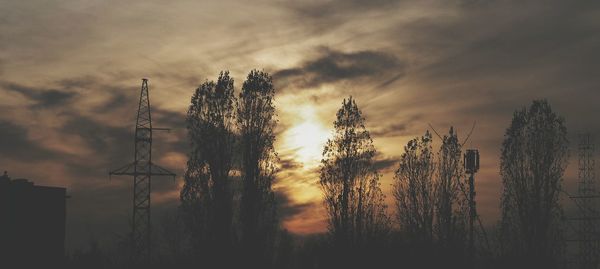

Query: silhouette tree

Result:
[320,96,390,251]
[237,69,279,267]
[499,99,568,268]
[434,127,468,262]
[180,71,236,262]
[393,131,435,246]
[394,128,470,267]
[435,127,468,244]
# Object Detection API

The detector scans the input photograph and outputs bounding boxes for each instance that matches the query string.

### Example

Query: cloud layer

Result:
[1,0,599,252]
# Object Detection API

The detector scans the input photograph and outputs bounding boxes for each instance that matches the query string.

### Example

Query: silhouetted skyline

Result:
[1,0,599,256]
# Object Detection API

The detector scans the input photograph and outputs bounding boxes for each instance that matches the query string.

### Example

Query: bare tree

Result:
[180,71,236,258]
[237,69,279,267]
[499,99,568,268]
[320,96,390,249]
[393,131,435,246]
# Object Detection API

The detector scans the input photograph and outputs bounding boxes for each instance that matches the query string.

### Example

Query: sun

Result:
[288,121,329,165]
[284,107,330,169]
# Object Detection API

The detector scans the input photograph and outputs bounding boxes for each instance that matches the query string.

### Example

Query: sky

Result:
[1,0,599,252]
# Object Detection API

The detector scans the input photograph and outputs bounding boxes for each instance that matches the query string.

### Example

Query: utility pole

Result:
[110,78,175,265]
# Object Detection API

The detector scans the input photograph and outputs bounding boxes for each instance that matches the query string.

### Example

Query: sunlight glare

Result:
[284,106,330,169]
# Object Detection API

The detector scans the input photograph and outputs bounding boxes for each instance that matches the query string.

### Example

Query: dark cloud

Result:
[153,108,187,131]
[275,189,315,221]
[62,116,130,154]
[370,114,423,137]
[376,73,405,89]
[274,47,405,90]
[280,157,302,170]
[152,108,190,159]
[0,77,153,180]
[286,0,403,31]
[58,113,136,180]
[56,76,139,114]
[291,0,399,18]
[57,76,99,90]
[91,91,131,114]
[2,81,77,109]
[0,120,57,161]
[399,1,600,88]
[371,123,408,137]
[373,152,399,173]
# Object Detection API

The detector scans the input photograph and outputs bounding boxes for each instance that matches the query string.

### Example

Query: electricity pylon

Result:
[570,134,599,269]
[110,78,175,264]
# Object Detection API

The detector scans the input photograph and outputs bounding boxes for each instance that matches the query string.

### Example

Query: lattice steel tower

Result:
[574,134,598,269]
[110,78,175,264]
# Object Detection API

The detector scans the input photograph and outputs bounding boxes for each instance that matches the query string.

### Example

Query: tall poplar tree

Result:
[499,99,568,268]
[320,96,389,249]
[180,71,236,262]
[237,69,279,268]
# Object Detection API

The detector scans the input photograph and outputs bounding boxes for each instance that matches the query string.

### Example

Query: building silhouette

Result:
[0,171,67,268]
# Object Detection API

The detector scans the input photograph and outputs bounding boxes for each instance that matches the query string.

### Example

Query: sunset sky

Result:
[1,0,599,251]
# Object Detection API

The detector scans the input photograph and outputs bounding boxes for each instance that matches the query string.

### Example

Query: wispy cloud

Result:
[1,0,599,252]
[274,47,405,90]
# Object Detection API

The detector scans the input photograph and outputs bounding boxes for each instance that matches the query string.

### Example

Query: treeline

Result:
[67,71,569,269]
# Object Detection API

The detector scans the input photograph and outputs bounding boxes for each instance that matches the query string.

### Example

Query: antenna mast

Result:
[464,149,479,262]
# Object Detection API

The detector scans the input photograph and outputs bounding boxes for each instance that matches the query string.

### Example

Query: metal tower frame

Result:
[572,134,599,269]
[110,78,175,264]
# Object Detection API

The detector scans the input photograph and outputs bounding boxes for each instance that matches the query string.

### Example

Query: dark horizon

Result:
[1,1,600,268]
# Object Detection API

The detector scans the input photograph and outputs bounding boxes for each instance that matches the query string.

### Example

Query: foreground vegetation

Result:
[68,71,570,269]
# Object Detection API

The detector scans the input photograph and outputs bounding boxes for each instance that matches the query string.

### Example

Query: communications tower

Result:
[464,149,480,258]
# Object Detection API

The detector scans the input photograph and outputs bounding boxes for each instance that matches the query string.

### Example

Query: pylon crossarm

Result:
[109,162,136,179]
[149,162,176,179]
[152,127,171,132]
